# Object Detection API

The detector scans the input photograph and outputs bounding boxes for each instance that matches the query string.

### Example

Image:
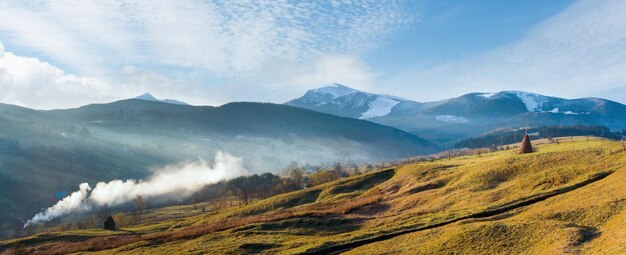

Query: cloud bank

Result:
[0,1,417,109]
[0,42,222,109]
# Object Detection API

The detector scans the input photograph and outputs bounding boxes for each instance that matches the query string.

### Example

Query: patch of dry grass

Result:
[3,140,626,255]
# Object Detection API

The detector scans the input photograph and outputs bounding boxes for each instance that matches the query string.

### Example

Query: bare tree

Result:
[309,170,339,186]
[227,190,234,207]
[12,218,23,238]
[89,215,97,228]
[97,204,111,223]
[133,195,146,215]
[334,162,348,177]
[237,188,248,205]
[288,168,305,189]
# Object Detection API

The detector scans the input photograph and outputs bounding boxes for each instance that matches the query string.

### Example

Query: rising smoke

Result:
[25,151,247,227]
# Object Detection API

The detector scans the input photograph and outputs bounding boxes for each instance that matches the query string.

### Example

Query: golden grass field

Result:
[2,139,626,254]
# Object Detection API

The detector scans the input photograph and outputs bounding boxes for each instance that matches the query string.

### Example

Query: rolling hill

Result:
[0,99,437,239]
[286,84,626,145]
[2,139,625,254]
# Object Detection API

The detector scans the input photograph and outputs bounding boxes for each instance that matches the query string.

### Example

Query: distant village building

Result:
[103,215,117,230]
[305,167,316,174]
[518,134,534,154]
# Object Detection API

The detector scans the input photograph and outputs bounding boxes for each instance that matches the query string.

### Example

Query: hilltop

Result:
[133,93,189,105]
[2,139,625,254]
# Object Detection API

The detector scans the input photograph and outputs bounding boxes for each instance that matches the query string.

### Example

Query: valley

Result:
[2,1,626,254]
[2,139,625,254]
[0,99,437,239]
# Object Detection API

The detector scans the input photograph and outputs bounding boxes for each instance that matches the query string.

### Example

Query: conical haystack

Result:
[518,134,533,154]
[103,215,117,230]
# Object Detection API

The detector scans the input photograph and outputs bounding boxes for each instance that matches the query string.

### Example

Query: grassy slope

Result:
[2,140,626,254]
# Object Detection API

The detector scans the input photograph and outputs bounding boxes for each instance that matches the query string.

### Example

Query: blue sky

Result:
[1,0,625,109]
[367,0,574,70]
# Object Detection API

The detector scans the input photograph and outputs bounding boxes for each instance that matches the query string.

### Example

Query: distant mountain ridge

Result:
[287,84,626,145]
[134,93,189,105]
[48,99,437,159]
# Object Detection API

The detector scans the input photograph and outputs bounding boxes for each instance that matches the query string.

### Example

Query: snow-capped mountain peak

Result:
[287,86,626,145]
[311,83,359,98]
[286,84,411,120]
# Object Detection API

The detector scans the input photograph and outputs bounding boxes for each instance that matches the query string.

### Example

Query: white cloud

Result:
[0,42,213,109]
[0,0,414,75]
[386,0,626,103]
[0,1,416,108]
[0,50,115,109]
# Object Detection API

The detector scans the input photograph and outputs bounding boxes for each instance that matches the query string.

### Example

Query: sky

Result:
[1,0,626,109]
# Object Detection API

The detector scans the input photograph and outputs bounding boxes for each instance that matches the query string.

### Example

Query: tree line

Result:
[454,125,624,149]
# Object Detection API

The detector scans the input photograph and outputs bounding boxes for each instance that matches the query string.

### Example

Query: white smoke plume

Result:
[25,151,247,227]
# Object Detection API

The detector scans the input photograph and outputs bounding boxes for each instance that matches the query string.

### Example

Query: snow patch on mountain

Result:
[435,115,469,123]
[508,91,548,112]
[359,97,402,119]
[479,93,496,98]
[311,83,358,98]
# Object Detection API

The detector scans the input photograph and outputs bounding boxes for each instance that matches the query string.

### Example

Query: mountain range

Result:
[0,99,436,235]
[287,84,626,145]
[2,84,626,237]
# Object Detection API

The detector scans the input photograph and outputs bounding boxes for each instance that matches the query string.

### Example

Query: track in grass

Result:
[301,171,613,255]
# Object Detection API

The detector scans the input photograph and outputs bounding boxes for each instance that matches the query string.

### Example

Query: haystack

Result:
[103,215,116,230]
[518,134,534,154]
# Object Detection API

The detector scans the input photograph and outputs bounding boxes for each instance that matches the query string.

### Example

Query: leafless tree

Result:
[97,204,111,223]
[227,190,234,207]
[288,168,305,189]
[133,195,146,215]
[12,218,23,238]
